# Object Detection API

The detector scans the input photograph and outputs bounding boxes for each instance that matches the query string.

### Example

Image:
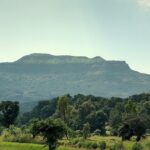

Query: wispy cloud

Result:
[138,0,150,8]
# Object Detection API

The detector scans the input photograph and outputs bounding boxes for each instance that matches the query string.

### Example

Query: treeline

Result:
[18,93,150,140]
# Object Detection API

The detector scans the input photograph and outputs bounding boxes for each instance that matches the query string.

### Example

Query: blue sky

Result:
[0,0,150,73]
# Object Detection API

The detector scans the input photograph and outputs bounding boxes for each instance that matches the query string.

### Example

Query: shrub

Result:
[91,142,98,149]
[83,141,93,149]
[1,125,44,144]
[70,138,80,145]
[109,141,125,150]
[75,130,82,137]
[99,141,106,150]
[0,126,5,135]
[68,129,77,138]
[132,143,143,150]
[78,142,83,148]
[111,128,119,136]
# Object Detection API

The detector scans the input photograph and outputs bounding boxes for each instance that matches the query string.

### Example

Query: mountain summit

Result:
[16,53,105,64]
[0,53,150,103]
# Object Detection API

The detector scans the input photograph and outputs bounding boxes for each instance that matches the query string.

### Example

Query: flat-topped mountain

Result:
[0,53,150,103]
[16,53,105,64]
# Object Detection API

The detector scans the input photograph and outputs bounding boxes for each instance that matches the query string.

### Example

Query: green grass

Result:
[0,142,79,150]
[0,142,46,150]
[1,136,150,150]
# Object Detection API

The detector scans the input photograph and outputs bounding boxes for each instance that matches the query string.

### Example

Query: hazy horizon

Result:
[0,0,150,74]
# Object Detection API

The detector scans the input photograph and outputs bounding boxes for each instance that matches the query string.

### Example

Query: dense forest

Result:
[18,93,150,138]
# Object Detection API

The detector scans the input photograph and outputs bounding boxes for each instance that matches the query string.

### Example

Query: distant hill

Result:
[0,53,150,103]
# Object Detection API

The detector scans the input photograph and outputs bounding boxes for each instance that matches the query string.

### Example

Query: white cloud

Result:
[138,0,150,8]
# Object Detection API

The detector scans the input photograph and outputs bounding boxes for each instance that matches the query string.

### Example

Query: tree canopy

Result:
[0,101,19,127]
[31,118,66,150]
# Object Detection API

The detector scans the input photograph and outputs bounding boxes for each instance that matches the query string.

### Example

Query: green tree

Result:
[87,110,107,134]
[77,99,95,129]
[57,95,70,123]
[124,100,137,116]
[31,118,66,150]
[119,115,148,141]
[83,122,90,139]
[0,101,19,127]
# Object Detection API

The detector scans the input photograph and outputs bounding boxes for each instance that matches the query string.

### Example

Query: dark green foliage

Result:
[132,143,143,150]
[119,115,149,141]
[91,142,98,149]
[0,101,19,127]
[57,95,71,124]
[17,93,150,141]
[83,141,93,149]
[87,110,107,134]
[99,141,106,150]
[0,126,4,134]
[31,118,66,150]
[28,119,39,138]
[82,122,90,139]
[109,103,125,135]
[19,99,58,124]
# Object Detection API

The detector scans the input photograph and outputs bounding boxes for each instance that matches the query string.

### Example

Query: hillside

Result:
[0,53,150,103]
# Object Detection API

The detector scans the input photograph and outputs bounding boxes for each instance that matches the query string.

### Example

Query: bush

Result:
[111,128,119,136]
[83,141,93,149]
[1,125,44,144]
[109,141,125,150]
[68,129,77,138]
[78,142,83,148]
[99,141,106,150]
[75,130,82,137]
[72,140,98,149]
[70,138,80,145]
[132,143,143,150]
[91,142,98,149]
[0,126,5,135]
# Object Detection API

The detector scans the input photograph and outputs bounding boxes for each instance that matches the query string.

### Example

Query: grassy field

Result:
[0,135,77,150]
[63,135,150,150]
[1,136,150,150]
[0,142,79,150]
[89,136,150,149]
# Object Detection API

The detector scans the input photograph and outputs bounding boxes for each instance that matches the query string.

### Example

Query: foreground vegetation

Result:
[1,93,150,150]
[1,135,150,150]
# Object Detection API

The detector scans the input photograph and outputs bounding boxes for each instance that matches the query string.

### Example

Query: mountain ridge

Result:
[15,53,106,64]
[0,53,150,103]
